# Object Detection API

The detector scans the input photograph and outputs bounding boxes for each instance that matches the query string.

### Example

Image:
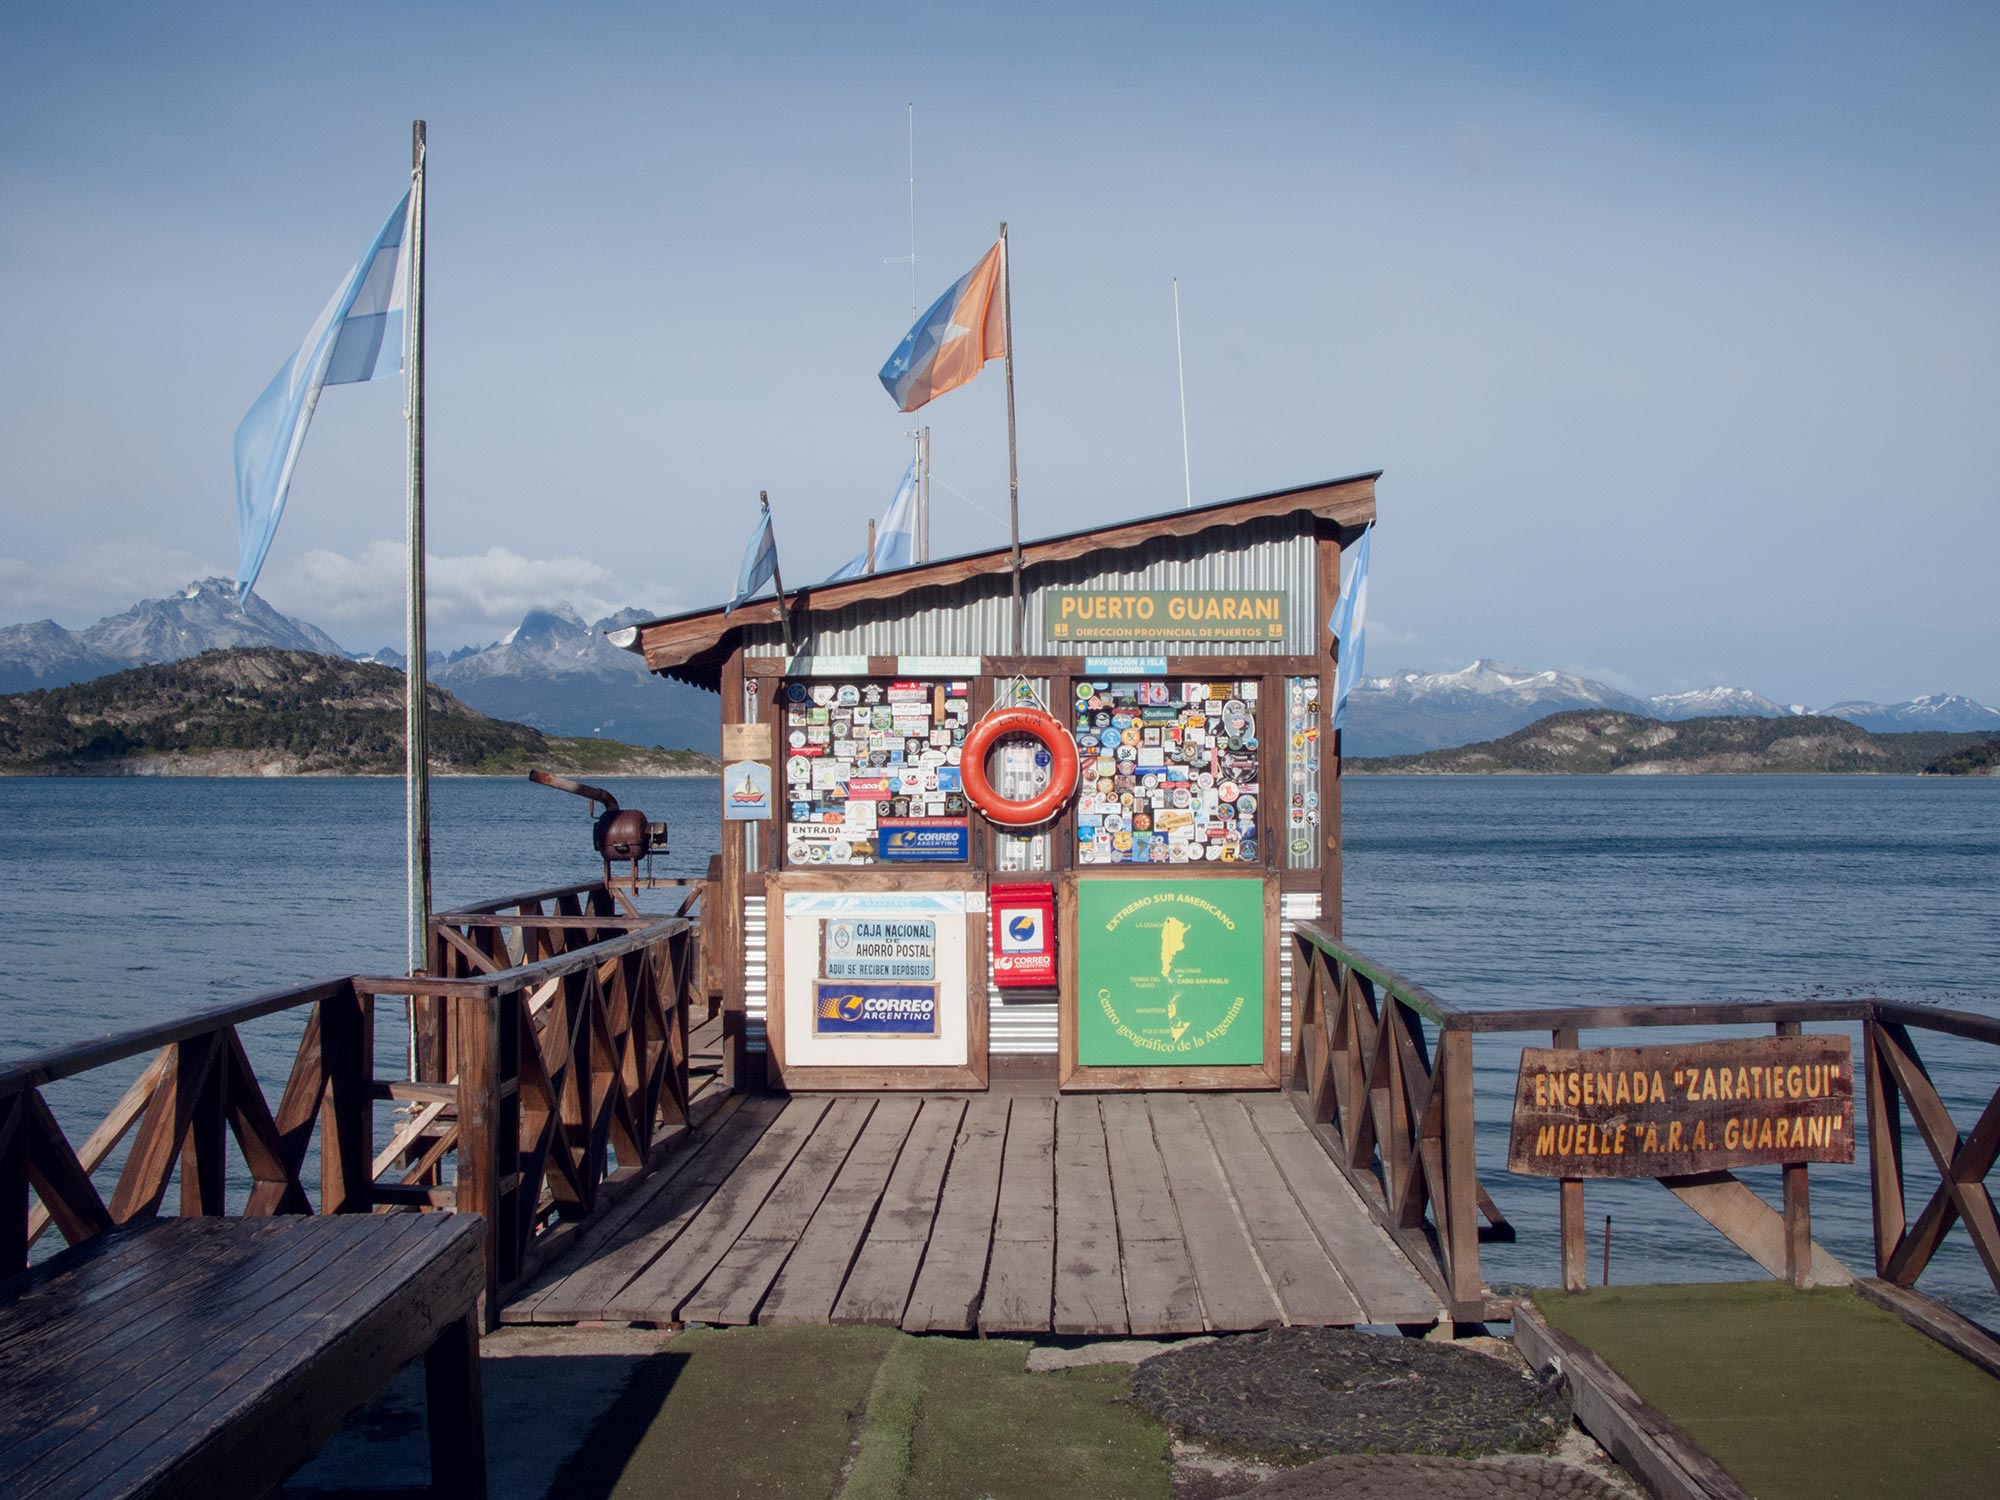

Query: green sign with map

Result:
[1076,878,1265,1067]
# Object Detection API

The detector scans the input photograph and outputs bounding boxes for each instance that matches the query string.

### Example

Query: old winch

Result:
[528,770,668,879]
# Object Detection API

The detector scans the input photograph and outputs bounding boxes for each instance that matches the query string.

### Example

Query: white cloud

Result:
[0,539,224,629]
[261,541,684,652]
[0,535,684,652]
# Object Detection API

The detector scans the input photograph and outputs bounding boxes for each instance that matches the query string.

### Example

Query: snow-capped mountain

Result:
[1646,686,1801,721]
[1344,660,1654,756]
[0,619,126,694]
[4,584,1991,763]
[81,578,350,665]
[1813,694,2000,735]
[0,580,348,693]
[431,605,713,751]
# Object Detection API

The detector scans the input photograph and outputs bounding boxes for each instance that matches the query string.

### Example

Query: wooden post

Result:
[424,1308,488,1500]
[1864,1017,1904,1276]
[717,646,749,1091]
[1778,1019,1812,1287]
[454,991,503,1328]
[0,1097,26,1277]
[1441,1026,1481,1311]
[1555,1023,1586,1292]
[179,1032,228,1218]
[319,986,374,1214]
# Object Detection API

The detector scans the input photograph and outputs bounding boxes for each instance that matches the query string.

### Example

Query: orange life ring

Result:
[961,706,1079,828]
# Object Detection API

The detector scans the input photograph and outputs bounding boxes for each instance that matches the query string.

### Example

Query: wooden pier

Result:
[509,1088,1442,1333]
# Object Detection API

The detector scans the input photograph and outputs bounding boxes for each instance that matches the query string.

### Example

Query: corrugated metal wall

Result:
[753,888,1322,1061]
[740,513,1317,658]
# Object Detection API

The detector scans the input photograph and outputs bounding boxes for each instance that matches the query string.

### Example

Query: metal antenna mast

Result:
[1174,278,1192,509]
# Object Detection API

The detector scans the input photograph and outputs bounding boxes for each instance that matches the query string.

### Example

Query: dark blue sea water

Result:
[3,774,1996,1322]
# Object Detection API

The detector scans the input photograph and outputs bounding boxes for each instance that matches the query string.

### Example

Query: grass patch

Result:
[553,1324,894,1500]
[550,1326,1172,1500]
[839,1334,925,1499]
[1536,1282,2000,1500]
[904,1341,1170,1500]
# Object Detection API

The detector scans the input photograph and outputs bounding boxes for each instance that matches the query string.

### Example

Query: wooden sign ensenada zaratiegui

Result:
[1506,1034,1854,1178]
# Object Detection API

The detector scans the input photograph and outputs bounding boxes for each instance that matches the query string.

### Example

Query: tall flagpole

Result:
[906,107,929,562]
[1174,278,1192,509]
[404,120,433,978]
[1000,222,1022,652]
[918,426,931,563]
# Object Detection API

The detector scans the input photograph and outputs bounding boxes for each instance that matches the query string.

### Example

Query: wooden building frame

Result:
[617,472,1378,1092]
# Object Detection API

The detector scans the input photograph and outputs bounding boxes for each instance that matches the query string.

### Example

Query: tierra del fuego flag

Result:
[878,239,1007,413]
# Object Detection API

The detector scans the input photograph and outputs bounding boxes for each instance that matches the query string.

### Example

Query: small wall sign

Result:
[1044,590,1286,643]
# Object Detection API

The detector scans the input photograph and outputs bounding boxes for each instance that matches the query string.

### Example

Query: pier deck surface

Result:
[1534,1281,2000,1500]
[507,1090,1443,1333]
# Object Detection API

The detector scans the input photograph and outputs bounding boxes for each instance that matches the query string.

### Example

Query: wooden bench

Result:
[0,1212,487,1500]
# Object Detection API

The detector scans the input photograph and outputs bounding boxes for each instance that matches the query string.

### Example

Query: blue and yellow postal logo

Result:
[813,981,940,1037]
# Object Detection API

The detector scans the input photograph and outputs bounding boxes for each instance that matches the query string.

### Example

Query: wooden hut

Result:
[614,471,1376,1095]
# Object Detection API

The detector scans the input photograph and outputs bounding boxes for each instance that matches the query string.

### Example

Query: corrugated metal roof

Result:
[626,471,1376,688]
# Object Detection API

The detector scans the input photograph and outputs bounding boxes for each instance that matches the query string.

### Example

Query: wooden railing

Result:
[1290,920,2000,1322]
[1,879,707,1328]
[1287,924,1508,1320]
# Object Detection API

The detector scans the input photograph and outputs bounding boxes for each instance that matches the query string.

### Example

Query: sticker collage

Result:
[781,679,971,866]
[1285,676,1323,868]
[1071,680,1263,865]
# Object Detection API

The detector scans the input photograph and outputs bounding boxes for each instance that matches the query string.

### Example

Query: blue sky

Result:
[1,2,1995,705]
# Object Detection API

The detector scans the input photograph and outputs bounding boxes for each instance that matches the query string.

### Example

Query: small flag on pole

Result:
[1328,526,1371,731]
[824,462,918,583]
[233,192,412,596]
[878,240,1007,412]
[727,498,780,615]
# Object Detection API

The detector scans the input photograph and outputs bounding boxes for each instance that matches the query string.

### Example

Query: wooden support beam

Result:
[1660,1170,1852,1287]
[1555,1024,1586,1293]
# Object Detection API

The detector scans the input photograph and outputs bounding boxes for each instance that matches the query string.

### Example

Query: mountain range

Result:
[1342,659,2000,756]
[4,588,1997,760]
[1349,709,1996,776]
[0,581,716,752]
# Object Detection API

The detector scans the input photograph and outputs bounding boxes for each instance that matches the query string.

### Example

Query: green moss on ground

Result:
[1534,1282,2000,1500]
[547,1325,1171,1500]
[902,1341,1169,1500]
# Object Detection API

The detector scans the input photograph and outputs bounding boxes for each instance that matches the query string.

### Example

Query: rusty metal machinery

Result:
[528,770,668,882]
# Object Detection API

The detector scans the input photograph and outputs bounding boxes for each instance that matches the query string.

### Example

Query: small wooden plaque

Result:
[723,721,774,760]
[1507,1034,1854,1178]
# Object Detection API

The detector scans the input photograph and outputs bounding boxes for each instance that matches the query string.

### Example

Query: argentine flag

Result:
[824,462,918,582]
[1328,525,1371,731]
[233,192,411,596]
[727,502,779,615]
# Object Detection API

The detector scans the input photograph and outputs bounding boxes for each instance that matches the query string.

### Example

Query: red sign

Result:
[992,882,1055,988]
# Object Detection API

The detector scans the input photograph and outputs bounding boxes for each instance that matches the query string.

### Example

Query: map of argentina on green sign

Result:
[1077,878,1265,1067]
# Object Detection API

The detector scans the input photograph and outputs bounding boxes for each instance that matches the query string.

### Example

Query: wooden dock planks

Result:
[1243,1091,1442,1324]
[901,1097,1010,1333]
[760,1097,923,1326]
[602,1097,831,1323]
[1147,1094,1284,1330]
[979,1096,1056,1335]
[510,1092,781,1324]
[830,1098,966,1326]
[506,1089,1444,1338]
[1195,1094,1365,1326]
[1052,1097,1128,1336]
[680,1098,875,1325]
[1100,1095,1205,1335]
